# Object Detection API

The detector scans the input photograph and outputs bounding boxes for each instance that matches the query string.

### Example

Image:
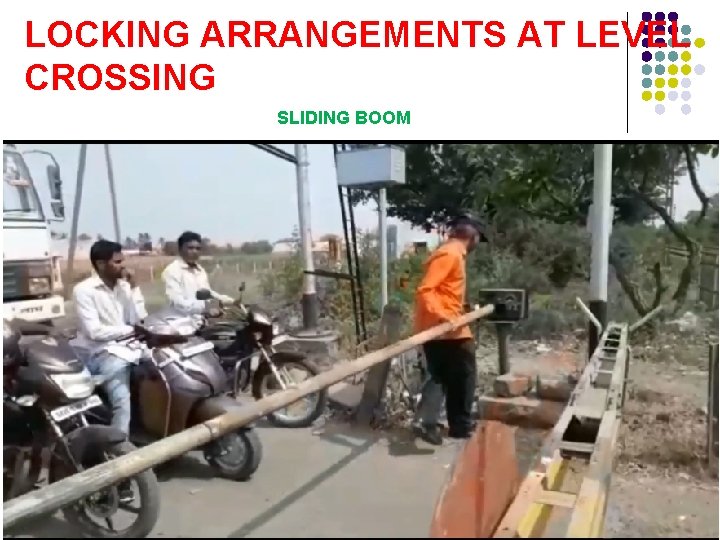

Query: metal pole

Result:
[104,144,121,243]
[378,188,388,308]
[495,323,511,375]
[588,143,613,356]
[295,144,319,330]
[64,144,87,299]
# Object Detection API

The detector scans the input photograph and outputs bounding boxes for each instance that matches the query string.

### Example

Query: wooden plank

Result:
[3,304,495,530]
[709,343,719,472]
[565,408,622,538]
[355,304,403,424]
[534,490,577,509]
[494,451,565,538]
[493,472,545,538]
[516,452,569,538]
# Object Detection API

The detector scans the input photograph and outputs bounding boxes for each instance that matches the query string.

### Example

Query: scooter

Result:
[198,284,328,429]
[87,313,263,482]
[2,319,160,539]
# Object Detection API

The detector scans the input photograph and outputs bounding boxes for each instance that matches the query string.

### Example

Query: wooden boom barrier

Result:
[3,304,495,530]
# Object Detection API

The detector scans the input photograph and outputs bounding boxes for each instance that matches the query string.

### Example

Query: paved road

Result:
[8,421,461,539]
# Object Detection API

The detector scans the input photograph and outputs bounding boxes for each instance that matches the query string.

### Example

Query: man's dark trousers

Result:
[415,338,477,436]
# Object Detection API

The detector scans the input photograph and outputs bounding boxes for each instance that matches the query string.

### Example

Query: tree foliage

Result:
[348,143,718,316]
[239,240,273,255]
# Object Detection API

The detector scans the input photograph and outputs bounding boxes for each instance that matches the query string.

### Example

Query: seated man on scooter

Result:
[71,240,146,502]
[160,231,234,327]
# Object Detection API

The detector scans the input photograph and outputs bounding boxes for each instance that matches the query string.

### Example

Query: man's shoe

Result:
[412,423,444,446]
[447,425,474,439]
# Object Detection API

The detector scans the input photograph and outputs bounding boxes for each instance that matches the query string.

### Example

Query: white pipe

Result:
[379,188,388,308]
[589,144,613,303]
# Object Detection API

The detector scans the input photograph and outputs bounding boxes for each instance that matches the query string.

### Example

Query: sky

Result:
[14,143,720,247]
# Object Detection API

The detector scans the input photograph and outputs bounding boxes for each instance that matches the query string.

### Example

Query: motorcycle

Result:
[86,314,263,482]
[2,319,160,539]
[197,284,328,429]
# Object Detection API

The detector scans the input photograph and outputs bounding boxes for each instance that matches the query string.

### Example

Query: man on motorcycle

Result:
[160,231,234,326]
[71,240,147,440]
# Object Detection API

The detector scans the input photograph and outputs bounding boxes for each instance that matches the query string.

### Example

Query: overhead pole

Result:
[64,143,88,299]
[103,144,121,243]
[294,144,319,330]
[378,188,389,309]
[588,144,613,356]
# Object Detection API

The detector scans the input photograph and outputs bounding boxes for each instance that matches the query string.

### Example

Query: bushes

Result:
[258,218,709,346]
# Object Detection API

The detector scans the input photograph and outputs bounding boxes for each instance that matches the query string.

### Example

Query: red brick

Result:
[536,376,575,402]
[493,374,532,397]
[477,396,564,429]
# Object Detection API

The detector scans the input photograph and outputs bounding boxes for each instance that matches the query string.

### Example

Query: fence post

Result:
[355,304,404,425]
[709,343,719,474]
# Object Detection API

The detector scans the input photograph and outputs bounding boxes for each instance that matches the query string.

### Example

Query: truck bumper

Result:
[3,295,65,322]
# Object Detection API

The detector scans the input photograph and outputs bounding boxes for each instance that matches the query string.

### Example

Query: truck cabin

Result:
[3,145,64,307]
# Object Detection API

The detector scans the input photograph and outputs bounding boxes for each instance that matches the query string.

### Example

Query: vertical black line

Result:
[626,11,629,133]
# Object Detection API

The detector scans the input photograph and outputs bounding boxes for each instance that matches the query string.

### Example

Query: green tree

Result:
[363,143,718,315]
[239,240,273,255]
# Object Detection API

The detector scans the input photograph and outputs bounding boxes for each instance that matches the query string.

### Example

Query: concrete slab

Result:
[7,422,462,539]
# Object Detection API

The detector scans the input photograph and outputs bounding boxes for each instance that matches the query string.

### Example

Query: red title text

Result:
[24,19,689,92]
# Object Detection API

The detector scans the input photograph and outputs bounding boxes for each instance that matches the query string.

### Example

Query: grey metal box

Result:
[336,146,406,189]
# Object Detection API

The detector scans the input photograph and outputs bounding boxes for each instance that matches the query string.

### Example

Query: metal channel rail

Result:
[494,322,629,538]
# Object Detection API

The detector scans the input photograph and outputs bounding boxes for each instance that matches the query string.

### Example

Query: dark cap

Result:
[449,211,488,242]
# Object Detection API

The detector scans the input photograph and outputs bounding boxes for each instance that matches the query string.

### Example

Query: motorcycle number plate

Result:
[250,354,260,371]
[50,394,103,423]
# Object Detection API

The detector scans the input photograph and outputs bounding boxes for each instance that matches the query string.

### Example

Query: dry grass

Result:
[619,385,709,477]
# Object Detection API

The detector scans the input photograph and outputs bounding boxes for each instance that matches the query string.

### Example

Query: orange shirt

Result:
[413,239,472,340]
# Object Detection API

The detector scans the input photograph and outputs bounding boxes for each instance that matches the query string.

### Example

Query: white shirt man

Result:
[162,259,233,322]
[160,232,234,328]
[70,240,147,446]
[72,276,147,359]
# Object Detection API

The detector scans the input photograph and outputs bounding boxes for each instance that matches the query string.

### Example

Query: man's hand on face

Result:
[122,268,137,289]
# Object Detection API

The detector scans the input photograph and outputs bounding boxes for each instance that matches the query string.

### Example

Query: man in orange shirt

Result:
[412,214,485,445]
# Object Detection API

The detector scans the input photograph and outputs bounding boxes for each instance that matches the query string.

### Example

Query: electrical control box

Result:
[477,288,529,323]
[335,146,406,189]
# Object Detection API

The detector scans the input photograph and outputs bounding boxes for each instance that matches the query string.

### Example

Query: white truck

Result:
[3,143,66,323]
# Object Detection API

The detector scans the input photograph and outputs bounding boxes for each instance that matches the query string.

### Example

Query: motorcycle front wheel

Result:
[251,358,328,428]
[58,441,160,539]
[204,429,262,481]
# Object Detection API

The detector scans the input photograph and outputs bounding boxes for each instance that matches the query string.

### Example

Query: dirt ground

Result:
[606,355,719,538]
[473,328,718,538]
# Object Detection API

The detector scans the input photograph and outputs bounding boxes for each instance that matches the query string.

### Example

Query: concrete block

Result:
[536,376,575,402]
[493,374,532,397]
[477,396,564,429]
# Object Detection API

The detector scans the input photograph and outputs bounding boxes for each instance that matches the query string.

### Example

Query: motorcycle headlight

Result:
[51,369,94,399]
[28,277,51,295]
[272,322,281,336]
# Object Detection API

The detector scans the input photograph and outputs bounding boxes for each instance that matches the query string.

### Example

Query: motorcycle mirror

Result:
[196,289,213,301]
[238,282,246,292]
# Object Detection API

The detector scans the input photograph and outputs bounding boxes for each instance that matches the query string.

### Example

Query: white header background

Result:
[1,0,718,140]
